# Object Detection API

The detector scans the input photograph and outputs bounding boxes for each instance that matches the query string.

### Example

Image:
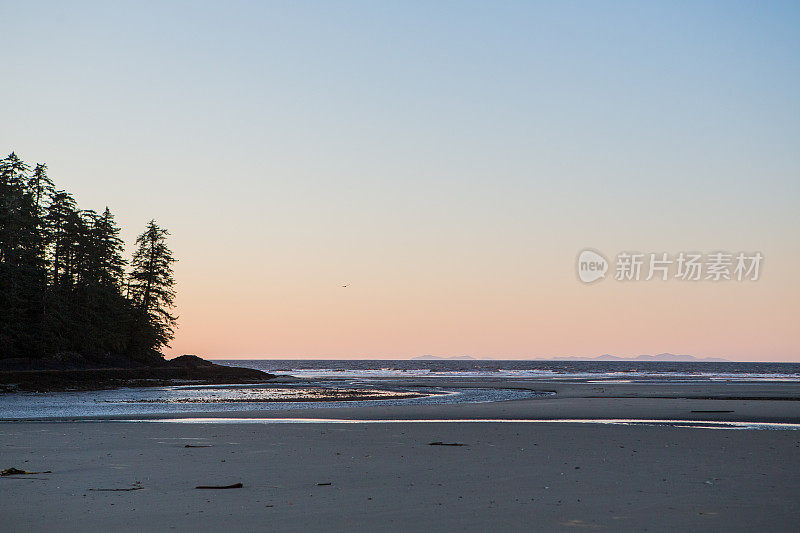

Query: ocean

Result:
[3,360,799,420]
[218,359,800,382]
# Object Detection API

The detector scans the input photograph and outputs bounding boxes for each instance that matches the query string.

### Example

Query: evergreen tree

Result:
[0,153,45,358]
[128,220,178,360]
[91,207,126,287]
[28,163,54,218]
[71,207,130,357]
[45,190,78,288]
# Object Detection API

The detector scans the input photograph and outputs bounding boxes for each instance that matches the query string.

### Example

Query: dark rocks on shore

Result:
[167,355,215,368]
[0,354,274,393]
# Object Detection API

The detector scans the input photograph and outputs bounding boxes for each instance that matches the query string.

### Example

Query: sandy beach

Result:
[2,380,800,532]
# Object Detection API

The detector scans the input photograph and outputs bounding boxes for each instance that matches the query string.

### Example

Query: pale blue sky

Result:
[2,1,798,359]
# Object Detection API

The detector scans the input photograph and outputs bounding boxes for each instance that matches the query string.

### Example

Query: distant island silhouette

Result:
[412,353,730,362]
[413,355,490,361]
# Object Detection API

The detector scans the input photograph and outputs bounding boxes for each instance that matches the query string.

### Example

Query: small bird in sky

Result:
[341,284,348,288]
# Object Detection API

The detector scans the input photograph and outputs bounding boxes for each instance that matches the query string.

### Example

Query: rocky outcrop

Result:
[0,355,274,392]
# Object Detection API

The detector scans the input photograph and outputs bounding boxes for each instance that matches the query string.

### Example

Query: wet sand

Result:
[2,381,799,532]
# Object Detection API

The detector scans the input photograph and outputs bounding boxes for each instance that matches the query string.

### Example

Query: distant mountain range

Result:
[412,353,730,362]
[413,355,485,361]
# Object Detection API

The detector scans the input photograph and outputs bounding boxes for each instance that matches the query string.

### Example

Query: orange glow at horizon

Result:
[166,246,799,361]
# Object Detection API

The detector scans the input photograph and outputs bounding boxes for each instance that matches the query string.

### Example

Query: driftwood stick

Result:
[195,483,243,489]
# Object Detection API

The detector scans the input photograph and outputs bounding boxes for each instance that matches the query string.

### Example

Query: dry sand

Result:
[2,380,799,532]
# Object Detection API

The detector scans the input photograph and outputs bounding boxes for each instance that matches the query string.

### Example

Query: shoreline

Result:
[3,379,799,423]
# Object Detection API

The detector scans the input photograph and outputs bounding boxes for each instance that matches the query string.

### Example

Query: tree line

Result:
[0,152,176,364]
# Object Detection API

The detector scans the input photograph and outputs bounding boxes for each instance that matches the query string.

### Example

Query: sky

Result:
[1,1,798,361]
